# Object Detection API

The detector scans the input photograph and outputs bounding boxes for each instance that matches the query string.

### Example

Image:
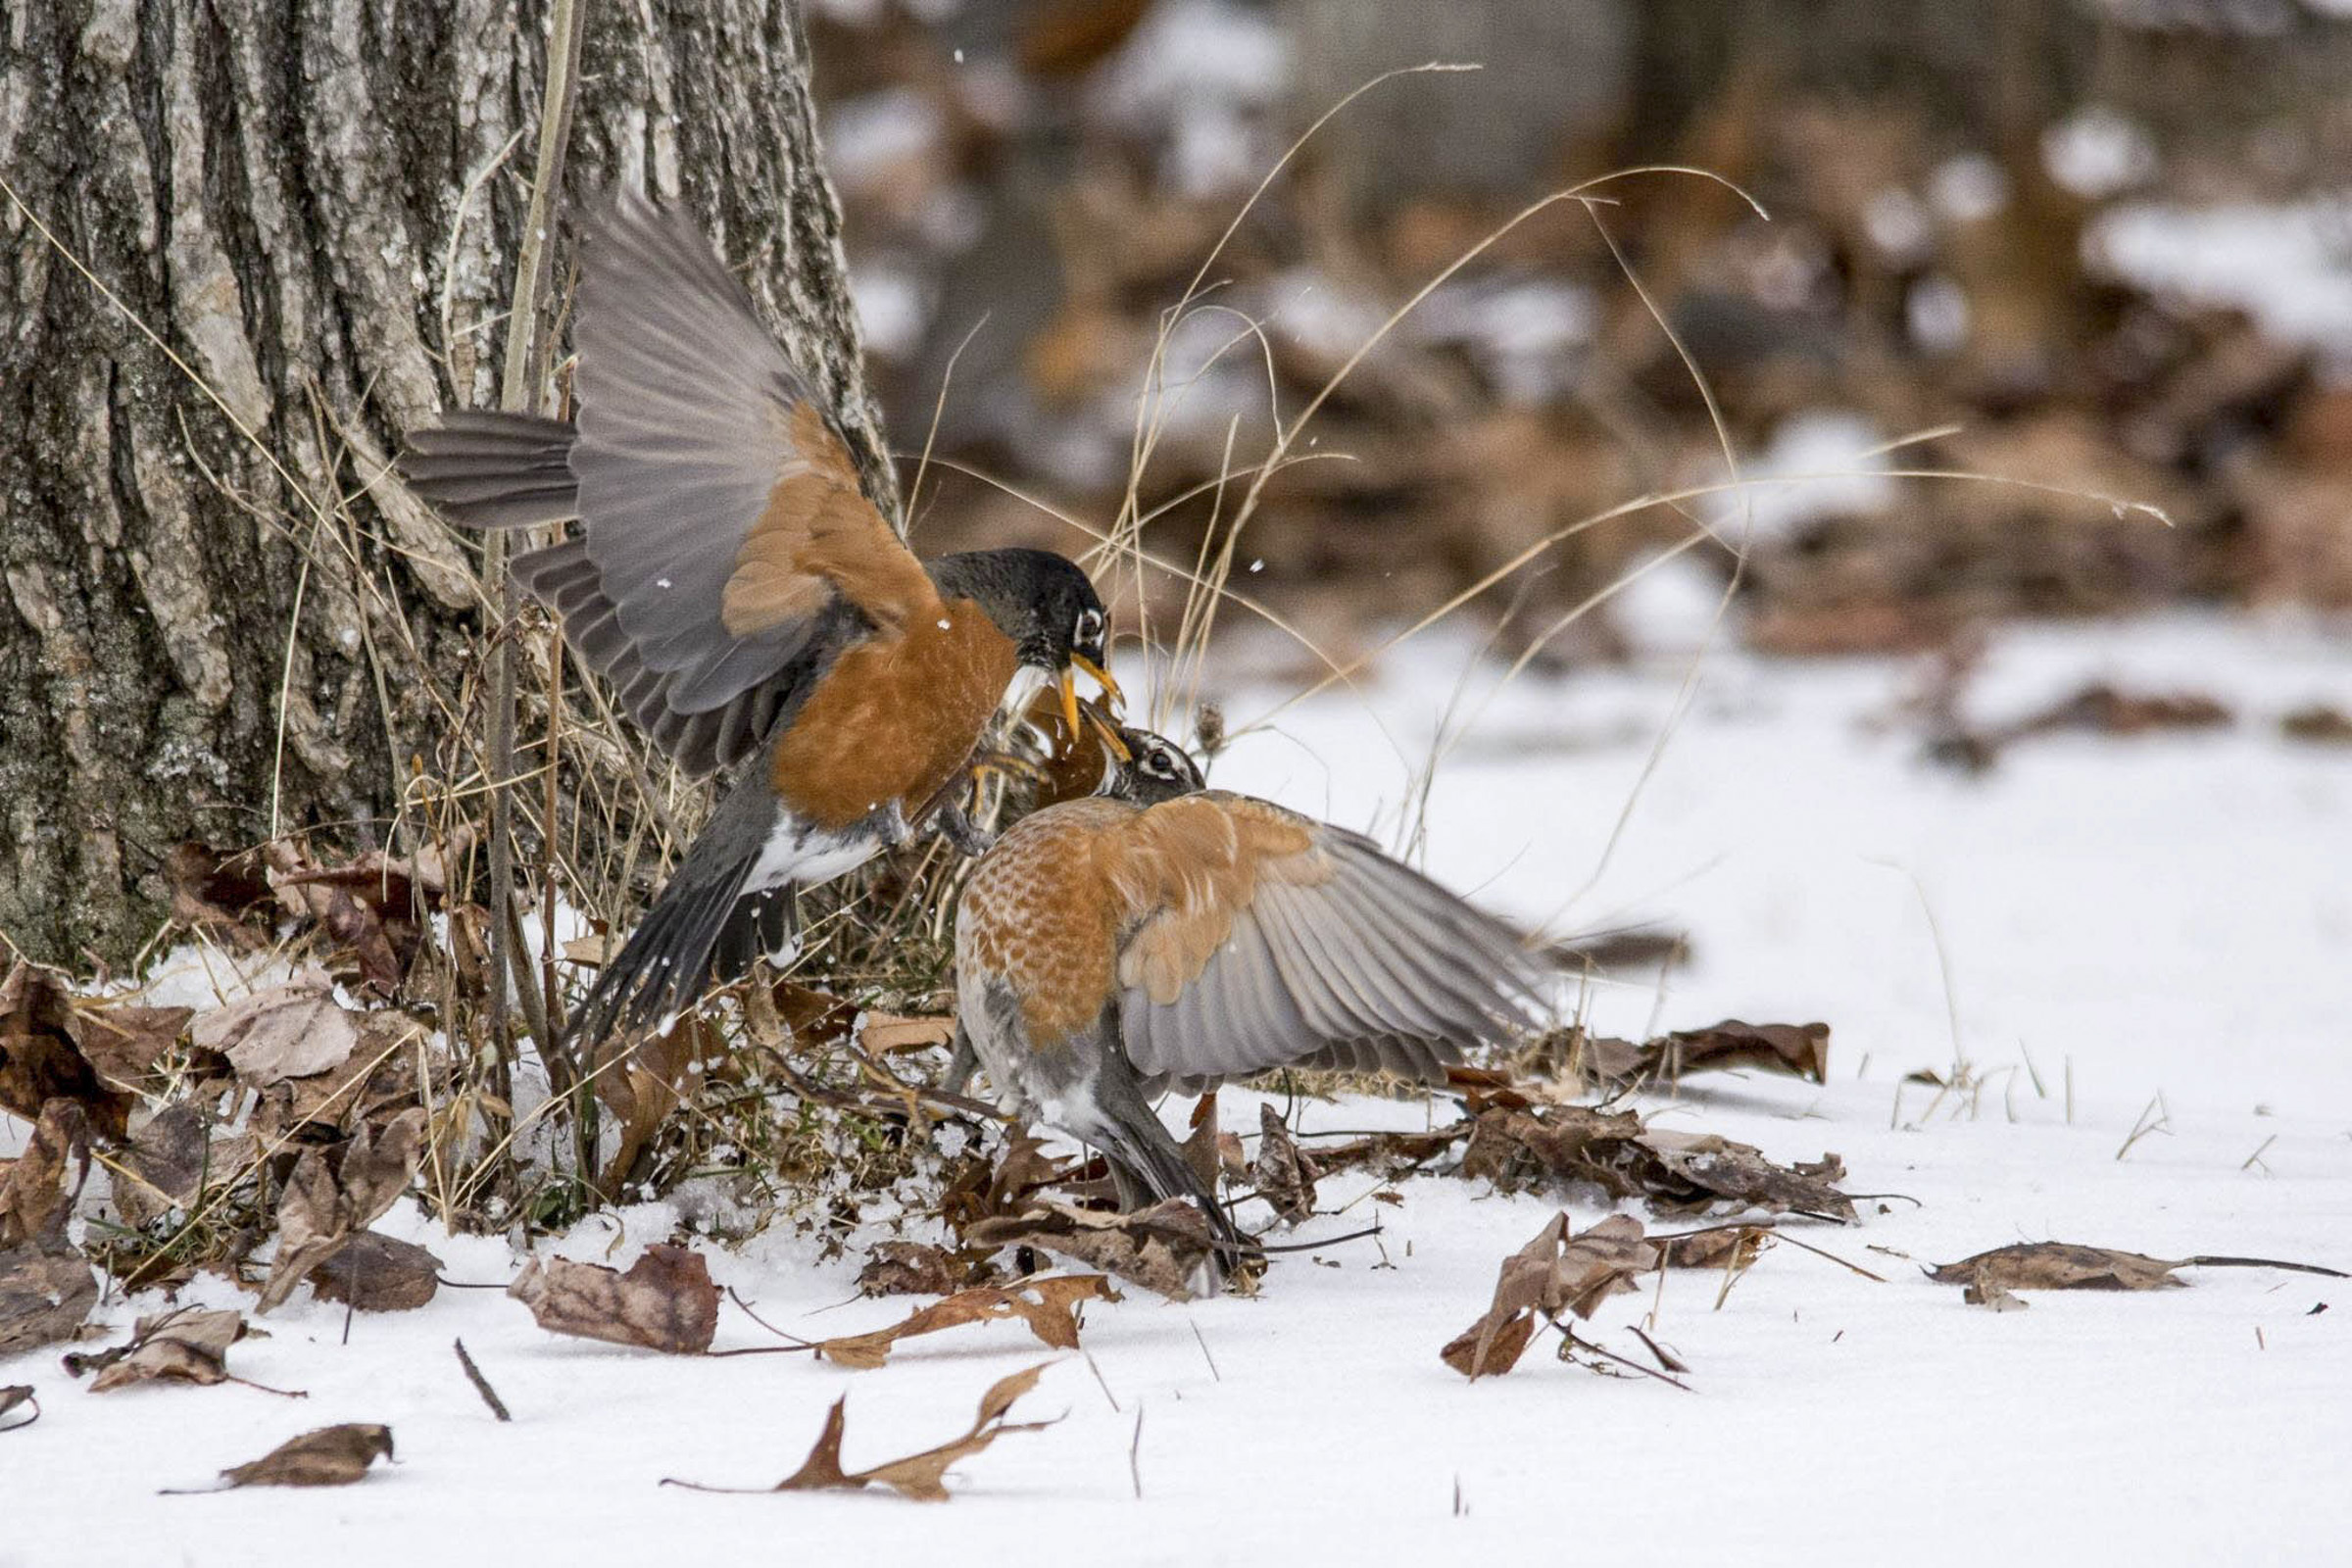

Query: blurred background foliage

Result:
[806,0,2352,674]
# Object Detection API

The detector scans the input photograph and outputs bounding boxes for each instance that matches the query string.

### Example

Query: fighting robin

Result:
[399,190,1118,1047]
[952,712,1543,1288]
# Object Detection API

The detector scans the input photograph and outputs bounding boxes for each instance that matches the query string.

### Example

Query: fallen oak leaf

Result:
[509,1243,720,1353]
[965,1199,1226,1301]
[1930,1242,2348,1298]
[190,969,361,1086]
[1252,1104,1317,1227]
[0,1383,37,1432]
[311,1232,443,1313]
[76,1307,297,1396]
[256,1106,429,1312]
[0,964,135,1138]
[0,1100,90,1249]
[809,1276,1117,1370]
[665,1361,1060,1502]
[168,1423,395,1492]
[1442,1213,1656,1380]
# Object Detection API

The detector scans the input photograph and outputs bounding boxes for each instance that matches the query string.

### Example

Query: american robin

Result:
[399,191,1118,1046]
[952,715,1541,1287]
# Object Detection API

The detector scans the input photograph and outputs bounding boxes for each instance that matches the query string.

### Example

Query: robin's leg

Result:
[933,797,995,858]
[939,1019,982,1095]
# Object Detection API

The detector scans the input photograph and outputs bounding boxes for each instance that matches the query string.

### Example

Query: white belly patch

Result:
[747,807,902,891]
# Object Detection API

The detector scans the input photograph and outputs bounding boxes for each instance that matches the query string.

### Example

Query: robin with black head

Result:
[400,190,1117,1048]
[952,712,1543,1291]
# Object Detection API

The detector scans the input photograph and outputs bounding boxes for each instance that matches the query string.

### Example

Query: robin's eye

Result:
[1073,608,1103,647]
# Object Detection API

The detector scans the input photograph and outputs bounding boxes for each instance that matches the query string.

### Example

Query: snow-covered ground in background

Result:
[5,604,2349,1567]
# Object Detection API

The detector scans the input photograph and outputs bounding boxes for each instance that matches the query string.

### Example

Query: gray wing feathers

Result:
[569,192,826,712]
[512,537,787,777]
[1123,830,1541,1093]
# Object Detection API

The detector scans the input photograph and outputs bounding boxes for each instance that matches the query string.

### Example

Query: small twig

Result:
[2241,1136,2278,1175]
[225,1375,309,1400]
[1128,1404,1146,1500]
[1628,1324,1689,1374]
[1553,1322,1692,1392]
[2185,1254,2348,1279]
[1084,1350,1120,1413]
[723,1287,818,1348]
[454,1338,513,1422]
[1189,1319,1221,1383]
[1767,1231,1888,1284]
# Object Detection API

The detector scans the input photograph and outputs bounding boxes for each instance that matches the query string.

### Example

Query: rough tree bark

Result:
[0,0,892,967]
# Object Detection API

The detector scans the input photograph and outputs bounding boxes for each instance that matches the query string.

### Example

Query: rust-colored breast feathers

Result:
[768,600,1021,830]
[959,800,1135,1045]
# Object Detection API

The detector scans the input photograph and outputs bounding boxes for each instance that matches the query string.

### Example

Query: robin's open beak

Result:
[1057,668,1085,745]
[1080,698,1132,762]
[1071,652,1122,713]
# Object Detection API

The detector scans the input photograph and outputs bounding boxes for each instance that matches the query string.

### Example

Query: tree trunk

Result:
[0,0,890,967]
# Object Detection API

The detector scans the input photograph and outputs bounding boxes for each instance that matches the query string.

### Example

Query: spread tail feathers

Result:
[400,410,579,529]
[572,865,799,1053]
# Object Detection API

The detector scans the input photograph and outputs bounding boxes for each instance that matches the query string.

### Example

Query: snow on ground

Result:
[5,607,2349,1566]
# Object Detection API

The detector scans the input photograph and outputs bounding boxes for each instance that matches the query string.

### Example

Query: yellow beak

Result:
[1070,652,1123,713]
[1057,667,1084,747]
[1081,699,1133,762]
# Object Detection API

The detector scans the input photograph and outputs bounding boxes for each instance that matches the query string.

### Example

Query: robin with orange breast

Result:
[954,711,1544,1287]
[400,191,1117,1049]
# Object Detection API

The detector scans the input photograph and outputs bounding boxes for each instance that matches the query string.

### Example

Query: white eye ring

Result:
[1074,608,1103,645]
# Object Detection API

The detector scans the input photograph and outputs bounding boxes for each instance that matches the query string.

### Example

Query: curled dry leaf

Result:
[1572,1019,1831,1090]
[212,1423,395,1489]
[509,1243,720,1354]
[191,969,361,1086]
[311,1232,443,1313]
[1462,1102,1855,1221]
[114,1103,213,1231]
[2280,703,2352,745]
[81,1307,250,1393]
[965,1198,1222,1302]
[592,1014,713,1195]
[1442,1213,1657,1381]
[1931,1243,2203,1297]
[1252,1104,1318,1227]
[671,1361,1058,1503]
[0,1099,89,1249]
[165,842,277,949]
[0,1384,36,1432]
[0,963,136,1138]
[257,1106,429,1312]
[1655,1225,1772,1271]
[811,1276,1117,1369]
[0,1100,99,1355]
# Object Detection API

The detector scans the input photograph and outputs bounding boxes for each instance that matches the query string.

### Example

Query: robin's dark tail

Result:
[399,410,579,529]
[1085,1051,1253,1297]
[571,862,798,1056]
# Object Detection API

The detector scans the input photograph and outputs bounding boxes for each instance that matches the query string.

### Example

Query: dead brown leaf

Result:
[192,969,361,1085]
[257,1106,428,1312]
[1442,1213,1657,1379]
[858,1242,963,1297]
[80,1306,252,1393]
[0,1383,35,1432]
[311,1232,443,1313]
[1463,1103,1855,1221]
[859,1013,956,1054]
[2281,703,2352,746]
[165,842,277,950]
[509,1243,721,1354]
[965,1198,1223,1301]
[63,1003,193,1102]
[1655,1225,1771,1271]
[1574,1019,1831,1089]
[810,1276,1116,1369]
[592,1014,712,1194]
[113,1103,214,1230]
[670,1362,1057,1502]
[1930,1242,2187,1295]
[0,1100,89,1249]
[1252,1104,1318,1227]
[0,1239,98,1355]
[210,1423,395,1489]
[0,963,135,1138]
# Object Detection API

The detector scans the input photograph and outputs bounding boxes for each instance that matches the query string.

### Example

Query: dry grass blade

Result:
[665,1361,1060,1503]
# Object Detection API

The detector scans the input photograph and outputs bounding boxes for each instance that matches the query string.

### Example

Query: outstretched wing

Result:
[1102,793,1542,1094]
[401,190,934,775]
